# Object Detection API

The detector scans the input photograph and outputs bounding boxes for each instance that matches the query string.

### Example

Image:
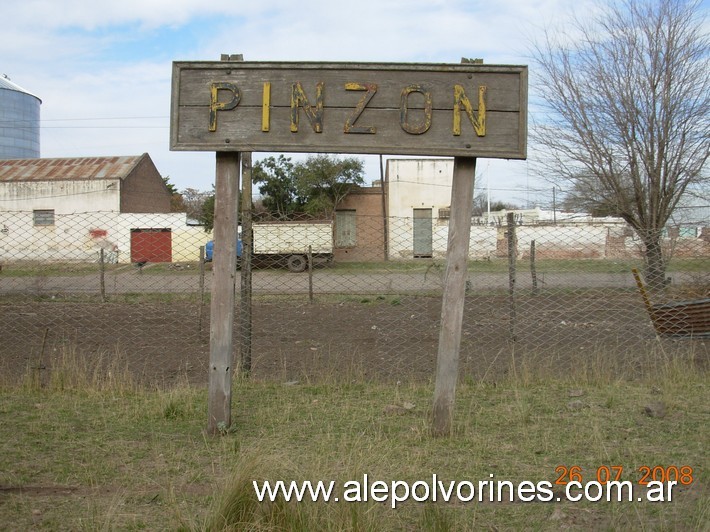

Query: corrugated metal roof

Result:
[0,154,148,182]
[0,76,42,102]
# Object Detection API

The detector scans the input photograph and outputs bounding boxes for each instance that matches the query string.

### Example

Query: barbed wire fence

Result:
[0,207,707,387]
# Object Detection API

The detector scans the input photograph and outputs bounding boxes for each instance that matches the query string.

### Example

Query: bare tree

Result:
[162,176,186,213]
[532,0,709,290]
[471,191,520,217]
[181,187,212,221]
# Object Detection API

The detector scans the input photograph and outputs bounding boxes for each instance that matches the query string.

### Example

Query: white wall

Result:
[386,159,454,219]
[385,216,665,262]
[386,159,454,259]
[0,211,212,263]
[516,225,609,259]
[0,179,121,213]
[383,159,642,261]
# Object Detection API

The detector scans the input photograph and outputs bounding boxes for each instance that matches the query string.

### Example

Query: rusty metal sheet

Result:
[650,298,710,337]
[0,155,144,182]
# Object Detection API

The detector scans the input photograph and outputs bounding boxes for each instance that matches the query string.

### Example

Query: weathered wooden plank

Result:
[432,156,476,437]
[207,151,240,435]
[171,62,527,159]
[173,67,523,109]
[174,107,522,156]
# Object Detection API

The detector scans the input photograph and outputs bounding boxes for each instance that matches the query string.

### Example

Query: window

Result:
[335,210,356,247]
[413,208,433,258]
[33,209,55,226]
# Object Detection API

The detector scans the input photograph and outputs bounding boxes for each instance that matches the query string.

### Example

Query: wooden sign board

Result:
[170,62,527,159]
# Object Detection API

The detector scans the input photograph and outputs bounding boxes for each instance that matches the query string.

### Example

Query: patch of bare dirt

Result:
[0,294,706,386]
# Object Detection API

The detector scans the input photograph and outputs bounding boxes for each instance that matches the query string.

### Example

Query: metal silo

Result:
[0,75,41,158]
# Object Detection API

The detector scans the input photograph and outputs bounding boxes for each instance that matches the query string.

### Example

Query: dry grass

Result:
[0,343,707,530]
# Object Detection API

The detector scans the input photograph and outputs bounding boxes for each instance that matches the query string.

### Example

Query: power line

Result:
[40,126,167,129]
[41,116,168,121]
[0,115,169,129]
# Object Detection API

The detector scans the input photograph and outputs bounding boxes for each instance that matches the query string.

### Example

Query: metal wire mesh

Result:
[1,209,707,385]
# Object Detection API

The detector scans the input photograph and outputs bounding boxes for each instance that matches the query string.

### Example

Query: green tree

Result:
[253,154,365,218]
[531,0,709,291]
[294,154,365,217]
[252,155,302,218]
[200,193,215,232]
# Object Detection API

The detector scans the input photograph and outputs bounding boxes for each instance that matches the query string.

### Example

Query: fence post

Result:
[240,152,253,377]
[99,248,106,303]
[432,156,476,437]
[208,151,240,435]
[530,239,538,295]
[198,245,205,333]
[380,154,389,261]
[308,245,314,302]
[507,212,517,341]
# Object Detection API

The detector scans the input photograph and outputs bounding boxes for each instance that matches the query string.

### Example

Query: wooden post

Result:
[198,245,205,333]
[380,154,389,261]
[99,248,106,303]
[507,212,517,342]
[240,153,253,377]
[308,245,314,302]
[432,156,476,437]
[207,151,240,435]
[530,240,538,295]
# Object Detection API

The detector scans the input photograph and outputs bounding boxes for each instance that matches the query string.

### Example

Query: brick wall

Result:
[120,155,171,213]
[334,186,386,262]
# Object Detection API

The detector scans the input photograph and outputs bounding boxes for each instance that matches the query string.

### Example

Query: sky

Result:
[2,0,705,207]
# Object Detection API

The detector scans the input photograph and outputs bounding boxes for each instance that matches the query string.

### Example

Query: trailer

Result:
[632,268,710,338]
[205,220,334,272]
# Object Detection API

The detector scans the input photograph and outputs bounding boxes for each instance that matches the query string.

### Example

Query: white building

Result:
[386,159,455,259]
[382,158,706,261]
[0,154,209,263]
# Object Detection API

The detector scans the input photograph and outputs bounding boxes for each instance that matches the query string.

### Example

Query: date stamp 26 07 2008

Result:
[554,465,695,502]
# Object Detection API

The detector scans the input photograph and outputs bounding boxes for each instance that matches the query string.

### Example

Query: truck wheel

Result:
[286,254,307,273]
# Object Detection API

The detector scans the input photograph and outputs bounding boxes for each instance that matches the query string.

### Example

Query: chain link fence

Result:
[1,209,708,386]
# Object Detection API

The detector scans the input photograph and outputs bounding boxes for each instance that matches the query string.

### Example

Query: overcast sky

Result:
[3,0,704,206]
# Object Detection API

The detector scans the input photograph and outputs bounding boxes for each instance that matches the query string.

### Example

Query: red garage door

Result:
[130,228,172,263]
